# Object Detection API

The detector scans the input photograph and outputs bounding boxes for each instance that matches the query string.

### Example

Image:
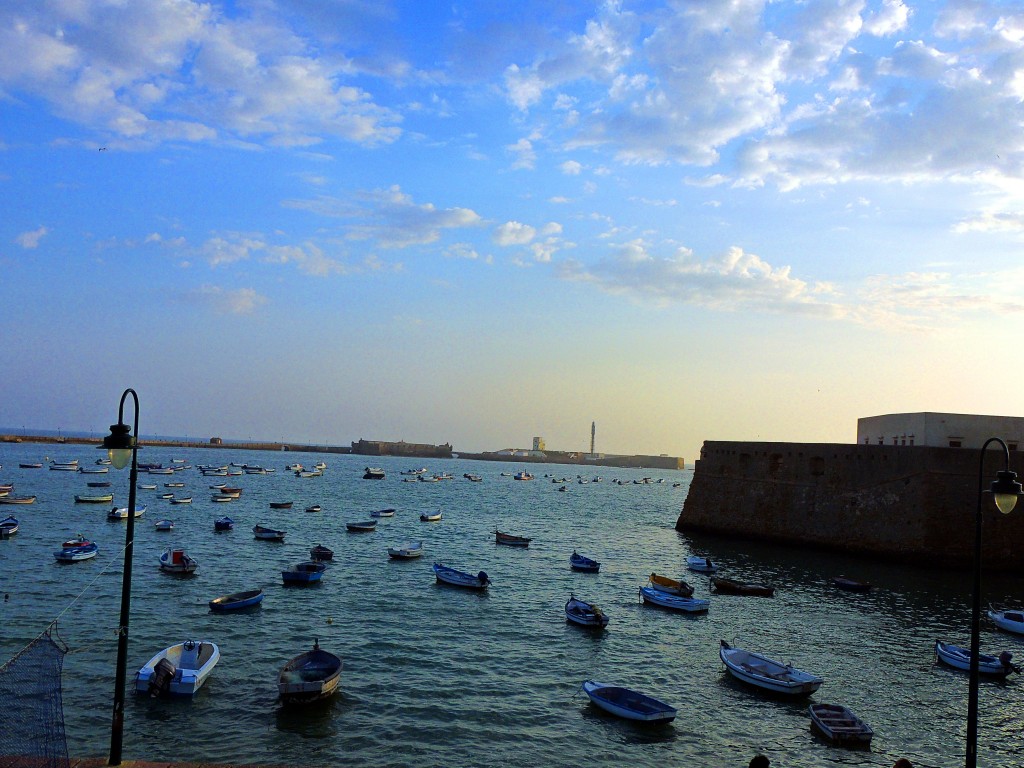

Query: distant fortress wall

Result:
[456,450,683,469]
[351,439,453,458]
[677,440,1024,571]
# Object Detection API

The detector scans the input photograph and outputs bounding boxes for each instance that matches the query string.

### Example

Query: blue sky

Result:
[3,0,1024,460]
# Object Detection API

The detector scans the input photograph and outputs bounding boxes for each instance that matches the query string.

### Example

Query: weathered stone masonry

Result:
[677,441,1024,571]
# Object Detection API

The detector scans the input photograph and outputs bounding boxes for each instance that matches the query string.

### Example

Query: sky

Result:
[3,0,1024,462]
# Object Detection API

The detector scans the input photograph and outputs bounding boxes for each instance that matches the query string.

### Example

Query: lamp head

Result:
[102,422,135,470]
[990,469,1022,515]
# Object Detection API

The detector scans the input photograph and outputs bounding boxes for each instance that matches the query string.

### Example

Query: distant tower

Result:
[591,421,596,456]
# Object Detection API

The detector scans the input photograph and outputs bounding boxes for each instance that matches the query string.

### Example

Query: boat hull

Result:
[433,563,489,589]
[935,641,1015,676]
[809,703,874,746]
[719,640,823,695]
[135,641,220,696]
[278,646,343,705]
[639,586,709,613]
[209,589,264,612]
[581,680,676,724]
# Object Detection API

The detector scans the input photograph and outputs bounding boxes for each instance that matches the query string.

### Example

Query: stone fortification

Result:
[351,439,453,458]
[677,440,1024,571]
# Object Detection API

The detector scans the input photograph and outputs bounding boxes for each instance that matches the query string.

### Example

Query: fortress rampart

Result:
[676,440,1024,571]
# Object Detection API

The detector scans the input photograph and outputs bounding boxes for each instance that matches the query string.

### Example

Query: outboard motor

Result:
[477,571,489,585]
[148,658,176,697]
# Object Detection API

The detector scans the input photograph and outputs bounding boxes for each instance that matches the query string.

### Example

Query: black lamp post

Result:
[102,389,140,767]
[966,437,1021,768]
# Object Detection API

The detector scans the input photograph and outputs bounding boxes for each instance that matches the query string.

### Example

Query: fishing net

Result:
[0,625,70,768]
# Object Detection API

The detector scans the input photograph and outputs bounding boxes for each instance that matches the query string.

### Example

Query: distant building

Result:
[532,436,545,451]
[857,412,1024,450]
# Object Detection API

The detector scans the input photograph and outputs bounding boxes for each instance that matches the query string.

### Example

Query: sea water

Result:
[0,443,1022,768]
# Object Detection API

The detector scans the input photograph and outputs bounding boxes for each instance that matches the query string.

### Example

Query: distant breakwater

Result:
[0,434,684,470]
[677,440,1024,571]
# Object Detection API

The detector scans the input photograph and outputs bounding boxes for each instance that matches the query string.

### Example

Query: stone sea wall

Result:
[677,440,1024,571]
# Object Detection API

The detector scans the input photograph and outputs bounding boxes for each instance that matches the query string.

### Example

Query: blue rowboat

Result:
[209,589,264,612]
[581,680,676,724]
[54,542,98,562]
[282,561,327,585]
[570,551,600,572]
[639,586,709,613]
[433,563,489,589]
[214,516,234,531]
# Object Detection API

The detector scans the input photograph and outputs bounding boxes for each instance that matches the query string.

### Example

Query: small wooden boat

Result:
[211,494,234,502]
[513,471,534,481]
[108,505,146,519]
[279,639,342,705]
[309,544,334,561]
[0,515,19,538]
[137,483,157,490]
[163,482,185,488]
[219,487,242,497]
[214,516,234,531]
[0,496,36,505]
[170,497,193,505]
[253,525,285,540]
[496,530,531,547]
[305,505,322,513]
[346,520,377,532]
[639,586,709,613]
[565,595,609,628]
[282,561,327,584]
[648,573,694,597]
[78,467,109,474]
[420,511,443,522]
[155,519,174,532]
[719,640,823,695]
[687,555,718,573]
[158,493,175,499]
[54,542,98,562]
[270,501,293,509]
[569,551,601,573]
[433,562,489,589]
[75,493,114,504]
[808,703,874,746]
[371,508,396,518]
[19,463,43,469]
[711,576,774,597]
[388,541,423,559]
[988,606,1024,635]
[362,467,385,480]
[135,640,220,696]
[832,575,872,592]
[61,534,93,548]
[159,547,198,573]
[209,588,264,612]
[87,481,112,488]
[935,640,1018,676]
[581,680,676,724]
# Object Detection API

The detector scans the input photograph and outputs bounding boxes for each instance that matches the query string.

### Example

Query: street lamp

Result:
[966,437,1021,768]
[102,389,140,766]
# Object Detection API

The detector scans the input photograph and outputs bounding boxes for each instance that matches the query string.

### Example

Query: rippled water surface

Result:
[2,444,1023,768]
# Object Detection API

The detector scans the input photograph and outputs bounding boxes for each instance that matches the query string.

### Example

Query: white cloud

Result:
[15,225,47,249]
[188,285,268,315]
[864,0,911,37]
[493,221,537,246]
[559,160,583,175]
[508,138,537,170]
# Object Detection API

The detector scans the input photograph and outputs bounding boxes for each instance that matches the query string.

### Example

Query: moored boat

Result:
[346,520,377,532]
[719,640,823,695]
[513,471,534,481]
[581,680,676,724]
[19,463,43,469]
[309,544,334,561]
[170,497,193,505]
[565,594,609,628]
[387,541,423,559]
[988,606,1024,635]
[214,516,234,531]
[0,496,36,505]
[639,586,709,613]
[808,703,874,746]
[832,575,872,592]
[159,547,198,574]
[495,530,531,547]
[935,640,1018,676]
[687,555,718,573]
[433,562,489,589]
[61,533,93,548]
[270,501,293,509]
[135,640,220,696]
[282,561,327,585]
[278,639,342,705]
[155,519,174,531]
[711,576,775,597]
[362,467,385,480]
[420,511,443,522]
[0,515,19,538]
[305,505,322,513]
[75,493,114,504]
[54,542,98,562]
[253,525,285,540]
[647,573,694,597]
[87,481,112,488]
[570,551,601,573]
[370,508,396,518]
[209,589,264,612]
[108,505,146,519]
